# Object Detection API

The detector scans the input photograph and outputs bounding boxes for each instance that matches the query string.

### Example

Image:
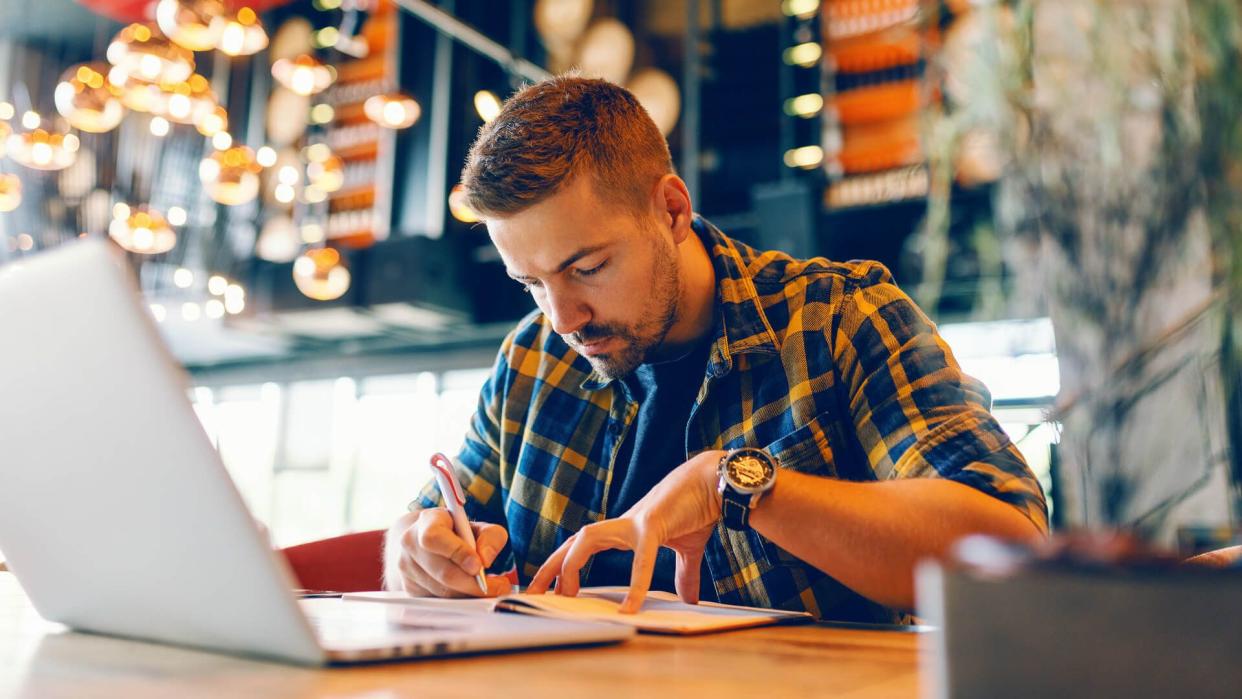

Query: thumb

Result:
[674,546,706,605]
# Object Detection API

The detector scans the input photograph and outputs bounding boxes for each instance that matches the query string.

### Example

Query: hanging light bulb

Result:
[199,146,261,205]
[0,174,21,213]
[473,90,502,123]
[161,74,216,125]
[448,184,481,223]
[272,54,334,97]
[6,130,77,171]
[112,71,166,115]
[364,93,420,129]
[54,63,126,134]
[195,104,228,137]
[108,205,177,255]
[216,7,269,57]
[293,247,351,301]
[304,144,343,193]
[156,0,227,52]
[107,23,195,85]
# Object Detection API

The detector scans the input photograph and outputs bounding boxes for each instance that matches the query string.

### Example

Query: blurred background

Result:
[0,0,1236,553]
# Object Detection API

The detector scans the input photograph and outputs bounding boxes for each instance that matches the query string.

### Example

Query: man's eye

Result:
[576,261,607,277]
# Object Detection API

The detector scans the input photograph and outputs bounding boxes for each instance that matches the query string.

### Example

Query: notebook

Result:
[345,587,814,635]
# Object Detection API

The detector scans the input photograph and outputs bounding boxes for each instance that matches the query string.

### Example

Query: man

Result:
[384,76,1046,622]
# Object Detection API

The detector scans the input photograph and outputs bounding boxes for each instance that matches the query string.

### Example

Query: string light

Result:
[783,42,822,67]
[784,93,824,118]
[150,116,171,137]
[174,267,194,287]
[256,146,278,168]
[783,145,824,169]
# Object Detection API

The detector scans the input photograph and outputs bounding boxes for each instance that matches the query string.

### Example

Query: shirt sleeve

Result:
[831,271,1049,532]
[411,337,513,529]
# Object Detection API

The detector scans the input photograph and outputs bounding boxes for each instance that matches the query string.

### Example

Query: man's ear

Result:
[653,174,694,244]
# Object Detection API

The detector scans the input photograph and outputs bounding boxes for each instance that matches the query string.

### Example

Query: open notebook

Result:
[345,587,813,635]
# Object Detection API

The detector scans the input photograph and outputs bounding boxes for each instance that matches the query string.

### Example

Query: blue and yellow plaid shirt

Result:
[416,217,1047,622]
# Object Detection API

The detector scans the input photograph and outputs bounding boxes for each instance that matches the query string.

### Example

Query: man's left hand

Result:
[526,449,725,613]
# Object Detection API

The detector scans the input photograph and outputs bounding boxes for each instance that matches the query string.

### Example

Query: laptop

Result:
[0,240,633,665]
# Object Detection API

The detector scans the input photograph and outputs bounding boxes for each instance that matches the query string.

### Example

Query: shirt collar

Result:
[580,216,781,390]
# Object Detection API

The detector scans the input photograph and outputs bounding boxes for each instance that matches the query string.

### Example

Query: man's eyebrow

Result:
[506,244,612,281]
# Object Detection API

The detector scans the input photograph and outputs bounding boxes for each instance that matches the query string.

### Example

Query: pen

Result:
[429,452,489,595]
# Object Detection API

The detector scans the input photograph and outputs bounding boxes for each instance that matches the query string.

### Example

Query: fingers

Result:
[528,520,640,598]
[673,547,705,606]
[620,536,659,614]
[416,509,483,576]
[473,522,509,568]
[527,539,571,595]
[395,509,509,598]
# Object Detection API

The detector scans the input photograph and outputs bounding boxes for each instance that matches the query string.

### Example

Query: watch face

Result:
[725,449,775,491]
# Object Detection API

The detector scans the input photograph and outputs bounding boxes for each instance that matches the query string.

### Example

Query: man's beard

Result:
[567,236,680,381]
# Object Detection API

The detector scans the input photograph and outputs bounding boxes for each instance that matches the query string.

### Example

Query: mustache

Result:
[568,324,629,345]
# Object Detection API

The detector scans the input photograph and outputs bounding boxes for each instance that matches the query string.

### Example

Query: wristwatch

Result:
[717,447,779,530]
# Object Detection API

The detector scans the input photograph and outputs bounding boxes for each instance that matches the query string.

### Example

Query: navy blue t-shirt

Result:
[583,339,717,602]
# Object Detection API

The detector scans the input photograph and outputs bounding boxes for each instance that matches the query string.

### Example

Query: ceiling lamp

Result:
[626,68,681,136]
[293,247,351,301]
[199,146,262,205]
[0,174,21,213]
[448,184,481,223]
[473,90,502,123]
[272,54,334,97]
[107,23,195,85]
[256,214,300,262]
[195,104,228,137]
[305,144,344,192]
[364,93,420,129]
[6,130,78,171]
[155,0,226,52]
[217,7,269,57]
[112,71,166,114]
[54,63,126,134]
[576,18,635,85]
[108,205,177,255]
[162,74,216,125]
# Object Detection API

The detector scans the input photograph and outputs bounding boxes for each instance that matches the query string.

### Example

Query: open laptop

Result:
[0,240,633,665]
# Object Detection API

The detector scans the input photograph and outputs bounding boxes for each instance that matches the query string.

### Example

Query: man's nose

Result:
[542,284,591,337]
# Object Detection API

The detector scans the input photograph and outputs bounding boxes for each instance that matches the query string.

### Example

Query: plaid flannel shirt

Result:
[415,216,1048,622]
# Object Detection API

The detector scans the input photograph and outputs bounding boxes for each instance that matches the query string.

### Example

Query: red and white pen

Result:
[429,453,489,595]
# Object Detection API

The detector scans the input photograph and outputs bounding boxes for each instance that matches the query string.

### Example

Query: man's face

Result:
[486,175,682,380]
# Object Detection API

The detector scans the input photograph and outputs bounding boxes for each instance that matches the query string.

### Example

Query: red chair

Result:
[280,529,386,592]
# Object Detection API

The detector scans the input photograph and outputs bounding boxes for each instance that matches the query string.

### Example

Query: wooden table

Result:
[0,573,924,698]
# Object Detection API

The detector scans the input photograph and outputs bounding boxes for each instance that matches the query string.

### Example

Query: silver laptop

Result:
[0,240,633,665]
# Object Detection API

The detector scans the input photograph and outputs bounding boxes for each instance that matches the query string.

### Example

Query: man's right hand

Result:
[383,508,512,597]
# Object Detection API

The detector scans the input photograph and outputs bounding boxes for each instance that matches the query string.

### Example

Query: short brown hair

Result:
[460,75,674,218]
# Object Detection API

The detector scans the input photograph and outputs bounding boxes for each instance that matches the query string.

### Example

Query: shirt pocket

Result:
[764,414,837,477]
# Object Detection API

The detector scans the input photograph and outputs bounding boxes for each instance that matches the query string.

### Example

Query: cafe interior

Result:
[0,0,1239,696]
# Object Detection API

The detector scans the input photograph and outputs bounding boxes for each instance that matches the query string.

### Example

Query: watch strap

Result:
[721,487,751,530]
